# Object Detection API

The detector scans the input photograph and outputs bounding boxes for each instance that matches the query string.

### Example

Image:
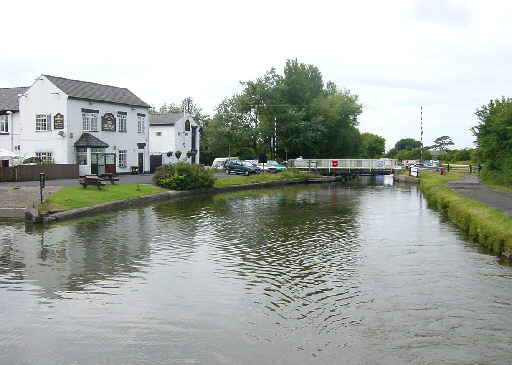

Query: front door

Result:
[91,153,99,175]
[105,153,116,175]
[150,154,162,173]
[138,153,144,174]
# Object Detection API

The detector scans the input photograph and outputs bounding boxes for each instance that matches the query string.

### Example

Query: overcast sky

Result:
[2,0,511,150]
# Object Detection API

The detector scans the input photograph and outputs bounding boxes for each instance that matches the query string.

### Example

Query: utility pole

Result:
[420,106,423,163]
[274,116,277,160]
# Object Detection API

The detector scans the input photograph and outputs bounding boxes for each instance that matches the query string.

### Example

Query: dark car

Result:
[225,160,261,175]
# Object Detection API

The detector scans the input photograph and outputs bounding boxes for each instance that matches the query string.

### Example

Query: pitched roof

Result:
[73,133,109,148]
[0,87,29,111]
[44,75,150,108]
[149,113,184,126]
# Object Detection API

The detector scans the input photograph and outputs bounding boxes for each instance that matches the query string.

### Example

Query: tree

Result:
[472,97,512,184]
[208,59,364,161]
[361,133,386,158]
[394,138,421,151]
[431,135,454,151]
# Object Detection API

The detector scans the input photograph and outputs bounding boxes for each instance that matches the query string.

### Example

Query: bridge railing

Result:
[288,158,398,170]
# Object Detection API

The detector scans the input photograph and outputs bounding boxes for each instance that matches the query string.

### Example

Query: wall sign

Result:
[53,113,64,129]
[102,113,116,131]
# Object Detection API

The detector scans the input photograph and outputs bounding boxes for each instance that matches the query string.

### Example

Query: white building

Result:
[0,87,28,166]
[0,75,151,175]
[148,113,200,172]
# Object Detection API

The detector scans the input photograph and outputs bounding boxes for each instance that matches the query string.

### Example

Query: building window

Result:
[36,114,51,131]
[35,152,53,162]
[0,115,8,134]
[119,150,127,167]
[76,148,87,165]
[156,131,162,136]
[137,115,145,133]
[118,112,127,132]
[185,120,190,131]
[82,111,99,131]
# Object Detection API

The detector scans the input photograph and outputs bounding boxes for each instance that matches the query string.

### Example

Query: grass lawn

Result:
[41,183,164,211]
[214,169,319,187]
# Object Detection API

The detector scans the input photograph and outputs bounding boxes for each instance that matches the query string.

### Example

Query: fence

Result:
[441,164,477,174]
[0,164,79,182]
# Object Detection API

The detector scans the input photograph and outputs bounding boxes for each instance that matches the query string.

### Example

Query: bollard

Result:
[440,167,444,175]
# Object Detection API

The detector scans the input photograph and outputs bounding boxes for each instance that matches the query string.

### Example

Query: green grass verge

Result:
[419,171,512,257]
[40,184,164,212]
[214,169,319,187]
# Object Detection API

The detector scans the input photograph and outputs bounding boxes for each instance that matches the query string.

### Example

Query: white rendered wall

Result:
[17,76,69,163]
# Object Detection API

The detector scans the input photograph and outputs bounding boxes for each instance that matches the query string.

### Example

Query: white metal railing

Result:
[288,158,398,170]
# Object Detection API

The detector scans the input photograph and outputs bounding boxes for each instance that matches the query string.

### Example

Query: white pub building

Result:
[0,75,151,175]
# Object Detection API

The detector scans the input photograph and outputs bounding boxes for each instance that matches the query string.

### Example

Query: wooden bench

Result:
[79,175,107,189]
[100,173,120,184]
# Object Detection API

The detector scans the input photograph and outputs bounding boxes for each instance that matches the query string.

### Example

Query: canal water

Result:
[1,177,511,364]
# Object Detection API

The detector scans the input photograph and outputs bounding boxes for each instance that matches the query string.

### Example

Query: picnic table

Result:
[100,173,120,184]
[79,175,107,189]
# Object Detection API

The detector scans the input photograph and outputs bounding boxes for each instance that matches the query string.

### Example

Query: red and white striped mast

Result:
[420,106,423,163]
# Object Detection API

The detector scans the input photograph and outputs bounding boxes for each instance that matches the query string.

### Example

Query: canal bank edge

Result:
[418,172,512,259]
[33,177,340,224]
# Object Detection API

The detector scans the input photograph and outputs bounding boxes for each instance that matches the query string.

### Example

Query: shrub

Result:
[153,162,215,190]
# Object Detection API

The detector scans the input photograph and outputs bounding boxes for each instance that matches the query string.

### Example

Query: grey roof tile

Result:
[149,113,183,126]
[73,132,109,148]
[0,87,29,111]
[44,75,150,108]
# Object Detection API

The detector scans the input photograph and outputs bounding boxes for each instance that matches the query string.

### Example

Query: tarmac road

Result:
[446,175,512,218]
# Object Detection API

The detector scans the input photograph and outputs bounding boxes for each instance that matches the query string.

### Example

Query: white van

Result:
[211,157,238,169]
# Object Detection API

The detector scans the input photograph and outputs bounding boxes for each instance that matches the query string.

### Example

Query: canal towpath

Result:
[445,175,512,218]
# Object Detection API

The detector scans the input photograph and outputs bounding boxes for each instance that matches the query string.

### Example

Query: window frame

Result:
[35,152,53,162]
[117,112,127,132]
[0,115,8,134]
[82,111,99,132]
[118,150,127,167]
[137,115,145,133]
[35,114,52,131]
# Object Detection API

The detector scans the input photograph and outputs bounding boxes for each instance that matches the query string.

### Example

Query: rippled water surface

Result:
[1,178,511,364]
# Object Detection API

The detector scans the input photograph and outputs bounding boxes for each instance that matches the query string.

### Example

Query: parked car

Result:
[258,160,287,173]
[210,157,239,169]
[225,160,261,175]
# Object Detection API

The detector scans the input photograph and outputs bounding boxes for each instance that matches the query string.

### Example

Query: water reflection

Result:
[0,179,511,364]
[0,211,152,299]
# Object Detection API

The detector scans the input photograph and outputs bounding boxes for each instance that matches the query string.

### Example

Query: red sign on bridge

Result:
[331,160,339,167]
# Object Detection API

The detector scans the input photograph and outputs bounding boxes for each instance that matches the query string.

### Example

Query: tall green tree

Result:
[394,138,421,151]
[431,135,454,151]
[209,59,364,161]
[361,133,386,158]
[472,97,512,184]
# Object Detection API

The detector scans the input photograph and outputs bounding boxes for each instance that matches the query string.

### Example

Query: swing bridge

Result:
[287,158,399,176]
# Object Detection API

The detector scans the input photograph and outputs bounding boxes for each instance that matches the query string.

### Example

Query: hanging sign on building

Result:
[102,113,116,131]
[53,113,64,129]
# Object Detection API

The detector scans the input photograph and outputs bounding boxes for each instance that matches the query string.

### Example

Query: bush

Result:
[153,162,215,190]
